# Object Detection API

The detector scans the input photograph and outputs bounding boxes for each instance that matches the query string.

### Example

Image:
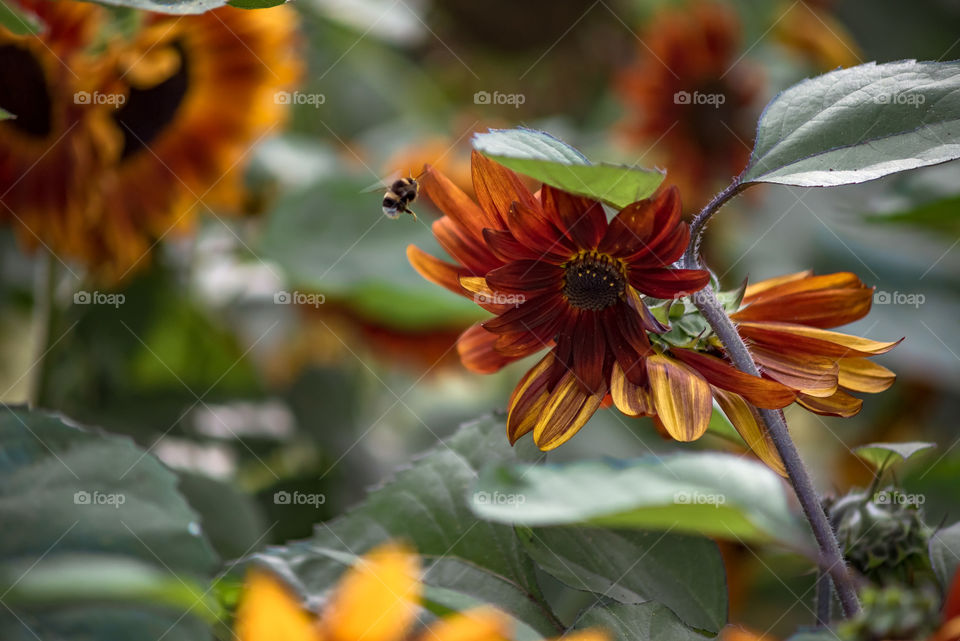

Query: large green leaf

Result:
[252,416,564,637]
[573,601,713,641]
[473,128,664,209]
[0,406,217,640]
[517,526,726,633]
[929,521,960,590]
[744,60,960,187]
[81,0,227,14]
[259,175,484,330]
[472,453,813,554]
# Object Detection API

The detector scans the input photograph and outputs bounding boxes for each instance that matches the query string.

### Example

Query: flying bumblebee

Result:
[364,172,421,221]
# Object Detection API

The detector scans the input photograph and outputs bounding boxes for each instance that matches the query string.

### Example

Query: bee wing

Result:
[360,170,402,194]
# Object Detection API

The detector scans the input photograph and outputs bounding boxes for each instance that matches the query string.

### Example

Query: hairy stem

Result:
[682,183,862,618]
[816,569,833,625]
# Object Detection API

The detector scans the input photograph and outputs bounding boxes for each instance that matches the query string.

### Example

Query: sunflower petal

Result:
[797,390,863,417]
[507,201,575,258]
[732,280,873,328]
[712,387,786,477]
[471,150,538,222]
[628,267,711,299]
[742,270,815,300]
[571,313,606,394]
[507,351,556,444]
[322,543,420,641]
[407,245,468,298]
[532,370,604,451]
[624,286,669,333]
[540,184,607,249]
[433,218,500,275]
[671,349,795,409]
[610,362,653,417]
[838,358,896,394]
[236,570,320,641]
[481,293,561,334]
[737,321,902,357]
[750,345,839,397]
[457,324,518,374]
[646,354,712,442]
[421,162,500,237]
[742,272,864,303]
[485,260,563,295]
[483,228,540,262]
[416,607,511,641]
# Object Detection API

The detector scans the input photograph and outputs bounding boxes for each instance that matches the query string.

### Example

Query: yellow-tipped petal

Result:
[797,390,863,418]
[459,276,493,297]
[712,387,786,477]
[610,362,652,417]
[236,570,322,641]
[742,270,814,300]
[554,629,611,641]
[646,354,711,442]
[838,358,896,394]
[416,607,512,641]
[532,371,603,451]
[322,543,421,641]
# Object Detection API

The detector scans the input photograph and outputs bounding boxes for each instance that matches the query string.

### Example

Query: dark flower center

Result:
[113,42,190,159]
[563,252,626,311]
[0,45,53,138]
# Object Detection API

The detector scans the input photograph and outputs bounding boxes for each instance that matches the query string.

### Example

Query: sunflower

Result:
[408,151,714,450]
[0,0,300,279]
[236,542,608,641]
[616,1,761,211]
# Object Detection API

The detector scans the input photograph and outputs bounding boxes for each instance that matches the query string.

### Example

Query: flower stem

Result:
[682,183,862,618]
[816,569,833,625]
[689,284,861,617]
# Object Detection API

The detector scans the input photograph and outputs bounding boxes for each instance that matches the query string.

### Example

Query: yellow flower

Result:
[236,542,608,641]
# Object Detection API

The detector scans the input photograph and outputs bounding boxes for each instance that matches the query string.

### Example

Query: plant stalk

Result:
[816,569,833,625]
[683,184,862,618]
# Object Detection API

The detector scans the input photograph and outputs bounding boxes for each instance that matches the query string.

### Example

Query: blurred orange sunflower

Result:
[0,0,300,280]
[616,1,761,211]
[237,542,608,641]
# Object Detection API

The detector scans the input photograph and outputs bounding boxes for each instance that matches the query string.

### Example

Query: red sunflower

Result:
[408,151,711,450]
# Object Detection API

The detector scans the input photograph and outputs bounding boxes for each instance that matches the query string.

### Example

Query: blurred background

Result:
[1,0,959,635]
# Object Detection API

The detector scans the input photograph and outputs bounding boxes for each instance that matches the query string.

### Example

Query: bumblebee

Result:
[381,176,419,221]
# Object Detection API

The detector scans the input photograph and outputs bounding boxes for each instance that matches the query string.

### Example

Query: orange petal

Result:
[322,543,420,641]
[554,630,611,641]
[471,150,539,223]
[532,370,604,450]
[421,162,499,237]
[838,358,895,394]
[507,351,555,444]
[646,354,712,442]
[742,270,814,301]
[737,321,901,357]
[433,217,499,275]
[671,349,796,409]
[731,285,873,328]
[457,324,519,374]
[712,387,786,477]
[236,570,320,641]
[750,345,838,398]
[416,607,511,641]
[610,362,653,417]
[797,390,863,417]
[407,245,468,298]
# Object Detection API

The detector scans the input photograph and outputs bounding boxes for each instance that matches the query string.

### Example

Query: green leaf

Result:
[82,0,227,14]
[228,0,285,7]
[744,60,960,187]
[517,527,726,633]
[472,453,814,554]
[573,601,713,641]
[473,128,664,209]
[929,521,960,590]
[259,175,485,330]
[0,405,217,640]
[866,193,960,235]
[854,441,936,472]
[252,416,564,636]
[0,0,42,35]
